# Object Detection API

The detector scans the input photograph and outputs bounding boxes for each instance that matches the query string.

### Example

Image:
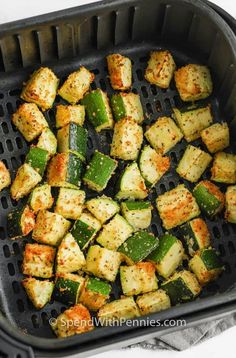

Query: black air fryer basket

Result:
[0,0,236,357]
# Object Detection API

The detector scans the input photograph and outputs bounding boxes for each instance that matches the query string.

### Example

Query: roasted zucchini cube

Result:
[57,123,88,161]
[161,270,201,305]
[56,233,86,274]
[110,92,144,123]
[58,67,95,104]
[0,161,11,192]
[22,243,55,278]
[107,53,132,90]
[173,104,213,142]
[53,273,85,305]
[10,163,42,201]
[118,231,159,264]
[120,262,158,296]
[139,145,170,187]
[121,201,152,231]
[36,128,57,157]
[86,245,121,282]
[176,145,212,183]
[201,122,230,154]
[156,184,200,230]
[54,188,85,220]
[145,116,183,155]
[32,210,71,246]
[83,151,117,192]
[189,248,224,285]
[25,147,49,176]
[174,64,213,102]
[56,104,85,128]
[70,212,101,249]
[21,67,59,111]
[12,103,49,142]
[98,297,140,325]
[96,214,133,251]
[29,184,54,213]
[211,152,236,184]
[79,276,111,311]
[116,162,148,200]
[81,89,114,132]
[47,153,84,188]
[145,50,176,88]
[22,277,54,309]
[148,234,184,278]
[136,289,171,315]
[225,185,236,223]
[179,218,211,256]
[193,180,225,217]
[110,117,143,161]
[8,205,35,239]
[86,195,119,224]
[51,304,94,338]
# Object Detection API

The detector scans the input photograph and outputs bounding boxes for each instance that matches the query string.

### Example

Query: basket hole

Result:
[136,69,143,81]
[173,95,182,107]
[150,85,157,95]
[99,78,107,91]
[228,241,235,255]
[9,88,21,96]
[20,154,25,164]
[0,227,6,240]
[139,55,148,63]
[91,82,97,90]
[17,299,25,313]
[31,314,40,328]
[41,312,49,325]
[0,142,3,154]
[141,86,148,98]
[12,281,21,294]
[6,102,14,115]
[160,183,166,194]
[222,223,230,236]
[155,101,162,112]
[2,122,9,134]
[168,181,175,190]
[15,137,23,149]
[0,105,4,116]
[88,136,93,150]
[0,93,4,99]
[146,103,153,115]
[218,244,225,256]
[151,223,158,236]
[11,157,18,169]
[6,139,13,152]
[92,69,100,75]
[3,245,10,258]
[51,309,58,318]
[224,262,231,273]
[13,242,20,255]
[132,88,138,94]
[170,152,177,164]
[1,196,8,209]
[164,98,171,111]
[17,260,22,272]
[106,131,112,144]
[213,226,221,239]
[60,306,67,313]
[7,263,15,276]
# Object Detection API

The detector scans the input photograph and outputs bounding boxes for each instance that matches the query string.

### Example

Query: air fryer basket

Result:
[0,0,236,356]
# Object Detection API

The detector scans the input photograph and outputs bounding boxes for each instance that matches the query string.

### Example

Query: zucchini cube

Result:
[96,214,133,251]
[22,243,55,278]
[47,153,84,188]
[56,233,86,274]
[22,277,54,309]
[121,201,152,231]
[189,248,224,285]
[120,262,158,296]
[12,103,49,142]
[173,104,213,142]
[25,147,49,176]
[211,152,236,184]
[193,180,224,217]
[81,89,113,132]
[161,270,201,305]
[36,128,57,157]
[29,184,54,213]
[156,184,200,230]
[10,163,42,201]
[86,195,119,224]
[21,67,59,111]
[107,53,132,90]
[148,234,184,278]
[54,273,85,305]
[98,297,140,325]
[32,210,71,246]
[79,276,111,311]
[54,188,85,220]
[179,218,211,256]
[118,231,159,264]
[56,104,85,128]
[145,117,183,155]
[8,205,35,239]
[57,123,88,161]
[0,161,11,192]
[136,289,171,315]
[51,304,94,338]
[83,151,117,192]
[71,212,101,249]
[176,145,212,183]
[201,122,230,154]
[110,92,144,123]
[145,50,176,88]
[139,145,170,187]
[225,185,236,223]
[116,162,148,200]
[174,64,213,102]
[86,245,121,282]
[58,67,95,104]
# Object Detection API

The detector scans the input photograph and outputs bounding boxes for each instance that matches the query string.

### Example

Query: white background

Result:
[0,1,236,358]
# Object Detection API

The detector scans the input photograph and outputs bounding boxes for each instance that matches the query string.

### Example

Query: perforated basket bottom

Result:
[0,42,235,338]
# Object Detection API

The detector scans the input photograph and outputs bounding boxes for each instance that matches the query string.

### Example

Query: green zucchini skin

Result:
[193,181,224,217]
[7,205,35,239]
[161,277,194,305]
[71,220,96,249]
[25,147,48,176]
[57,123,88,161]
[67,153,84,187]
[53,275,83,304]
[110,94,126,121]
[86,277,111,296]
[148,234,177,263]
[200,249,223,271]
